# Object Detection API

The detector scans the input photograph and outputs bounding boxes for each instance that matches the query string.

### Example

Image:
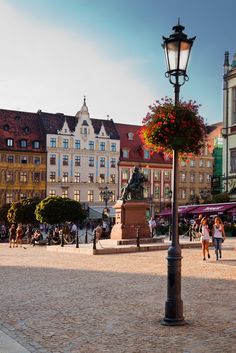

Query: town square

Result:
[0,240,236,353]
[1,0,236,352]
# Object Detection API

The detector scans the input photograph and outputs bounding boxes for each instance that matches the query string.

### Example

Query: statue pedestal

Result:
[110,200,150,240]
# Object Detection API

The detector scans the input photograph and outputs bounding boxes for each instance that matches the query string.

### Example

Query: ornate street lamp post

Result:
[161,21,195,325]
[168,189,173,241]
[100,186,113,214]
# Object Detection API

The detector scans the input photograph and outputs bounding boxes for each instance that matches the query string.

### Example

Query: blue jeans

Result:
[214,238,223,258]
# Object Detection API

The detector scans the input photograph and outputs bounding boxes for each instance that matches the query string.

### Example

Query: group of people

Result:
[148,213,227,261]
[192,214,226,261]
[8,223,44,247]
[9,223,24,248]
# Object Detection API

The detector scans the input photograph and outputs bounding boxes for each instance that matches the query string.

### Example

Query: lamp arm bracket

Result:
[165,72,189,87]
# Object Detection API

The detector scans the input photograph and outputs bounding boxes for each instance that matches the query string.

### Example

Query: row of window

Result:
[180,173,211,183]
[6,139,40,149]
[4,192,44,204]
[50,138,117,152]
[2,188,209,204]
[122,149,151,159]
[2,188,171,204]
[49,172,116,184]
[179,189,197,200]
[48,189,116,202]
[180,159,212,168]
[5,137,117,152]
[145,186,172,199]
[48,187,172,202]
[232,87,236,125]
[2,155,41,165]
[121,169,171,182]
[230,148,236,172]
[4,171,45,183]
[50,155,117,168]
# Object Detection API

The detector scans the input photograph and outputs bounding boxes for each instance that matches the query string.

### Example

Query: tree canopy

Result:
[211,192,230,204]
[35,196,86,225]
[0,203,11,224]
[7,197,41,225]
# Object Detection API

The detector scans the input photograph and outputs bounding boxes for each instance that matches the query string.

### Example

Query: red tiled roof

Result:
[0,108,120,152]
[115,123,172,166]
[39,112,119,139]
[0,109,46,151]
[91,118,119,140]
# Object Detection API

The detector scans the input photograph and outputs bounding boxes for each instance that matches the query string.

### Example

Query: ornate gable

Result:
[57,118,72,135]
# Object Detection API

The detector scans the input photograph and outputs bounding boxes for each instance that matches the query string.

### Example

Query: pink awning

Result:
[227,206,236,214]
[179,205,199,215]
[188,203,236,215]
[159,205,199,217]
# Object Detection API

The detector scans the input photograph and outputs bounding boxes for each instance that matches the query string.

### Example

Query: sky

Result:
[0,0,235,126]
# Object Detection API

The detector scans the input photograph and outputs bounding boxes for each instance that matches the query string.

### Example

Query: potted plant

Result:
[139,97,207,159]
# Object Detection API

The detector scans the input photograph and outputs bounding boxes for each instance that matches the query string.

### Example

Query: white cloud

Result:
[0,1,156,124]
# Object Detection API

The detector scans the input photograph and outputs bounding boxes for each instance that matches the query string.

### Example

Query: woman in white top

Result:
[200,217,211,261]
[213,216,226,260]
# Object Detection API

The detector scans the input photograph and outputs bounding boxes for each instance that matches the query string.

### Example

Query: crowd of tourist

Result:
[1,214,235,259]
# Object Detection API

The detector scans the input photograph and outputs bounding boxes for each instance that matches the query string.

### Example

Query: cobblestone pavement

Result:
[0,240,236,353]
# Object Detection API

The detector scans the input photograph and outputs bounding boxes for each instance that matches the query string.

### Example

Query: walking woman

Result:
[213,216,226,260]
[9,224,16,248]
[16,223,23,247]
[200,217,211,261]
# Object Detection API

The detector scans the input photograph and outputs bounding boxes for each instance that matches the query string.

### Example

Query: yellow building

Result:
[0,109,46,206]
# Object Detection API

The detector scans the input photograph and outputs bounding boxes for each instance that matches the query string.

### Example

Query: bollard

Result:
[93,230,96,250]
[136,226,140,248]
[169,225,172,241]
[61,233,64,247]
[85,226,88,244]
[76,233,79,248]
[189,227,193,241]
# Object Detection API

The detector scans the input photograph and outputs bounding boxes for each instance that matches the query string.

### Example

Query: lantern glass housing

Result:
[163,22,195,77]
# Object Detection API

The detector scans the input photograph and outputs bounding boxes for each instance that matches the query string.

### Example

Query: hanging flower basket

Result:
[139,97,207,158]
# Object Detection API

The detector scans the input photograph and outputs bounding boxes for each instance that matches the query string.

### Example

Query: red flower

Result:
[139,97,207,159]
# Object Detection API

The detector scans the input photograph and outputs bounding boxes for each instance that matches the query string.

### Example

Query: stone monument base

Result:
[110,200,150,240]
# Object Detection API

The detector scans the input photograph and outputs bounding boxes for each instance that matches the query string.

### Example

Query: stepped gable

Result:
[91,118,120,140]
[0,108,46,151]
[115,122,171,164]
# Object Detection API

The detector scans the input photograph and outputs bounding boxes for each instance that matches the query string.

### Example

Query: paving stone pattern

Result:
[0,242,236,353]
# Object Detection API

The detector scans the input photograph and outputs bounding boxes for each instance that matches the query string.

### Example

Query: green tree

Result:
[7,198,40,225]
[188,194,200,205]
[0,203,11,224]
[211,192,230,204]
[35,196,86,225]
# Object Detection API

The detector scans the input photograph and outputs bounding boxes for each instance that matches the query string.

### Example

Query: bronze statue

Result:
[120,166,145,201]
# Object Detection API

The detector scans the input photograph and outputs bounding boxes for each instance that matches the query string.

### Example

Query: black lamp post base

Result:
[161,298,187,325]
[160,318,187,326]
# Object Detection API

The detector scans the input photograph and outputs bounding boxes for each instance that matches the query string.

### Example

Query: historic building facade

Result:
[42,98,120,214]
[115,123,173,215]
[207,122,223,195]
[178,148,214,205]
[0,109,47,205]
[222,51,236,193]
[0,98,219,214]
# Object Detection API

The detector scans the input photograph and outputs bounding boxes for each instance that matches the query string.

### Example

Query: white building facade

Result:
[45,99,120,212]
[222,51,236,193]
